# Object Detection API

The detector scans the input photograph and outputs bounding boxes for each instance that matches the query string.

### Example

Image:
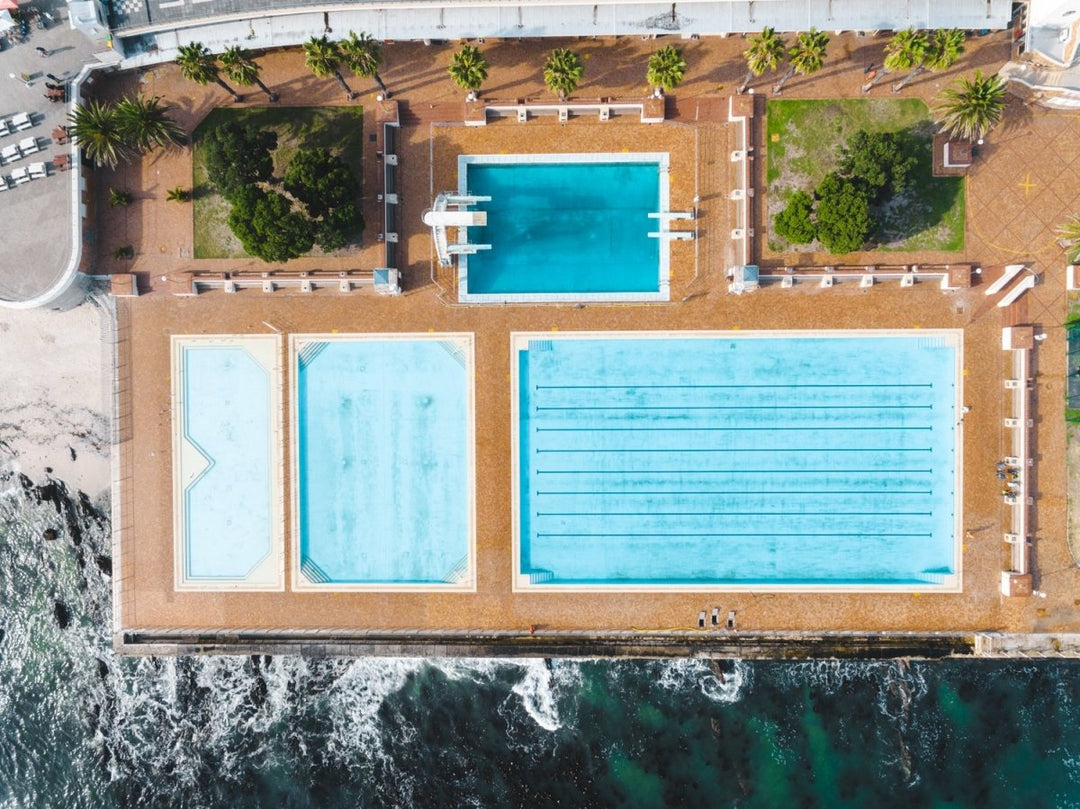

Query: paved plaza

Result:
[75,29,1080,640]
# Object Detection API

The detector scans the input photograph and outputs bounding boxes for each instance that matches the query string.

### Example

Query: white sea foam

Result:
[652,658,749,704]
[510,659,565,732]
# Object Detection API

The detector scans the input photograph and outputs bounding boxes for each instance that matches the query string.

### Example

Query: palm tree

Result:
[646,45,687,94]
[739,27,784,94]
[449,44,489,98]
[340,31,389,97]
[113,94,184,153]
[934,70,1007,142]
[544,48,583,100]
[68,98,129,169]
[893,28,965,92]
[1057,214,1080,263]
[219,46,279,102]
[176,42,242,102]
[303,36,354,100]
[773,28,829,94]
[862,28,925,92]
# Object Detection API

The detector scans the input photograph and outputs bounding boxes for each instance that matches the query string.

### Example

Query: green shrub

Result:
[774,190,817,244]
[108,188,133,207]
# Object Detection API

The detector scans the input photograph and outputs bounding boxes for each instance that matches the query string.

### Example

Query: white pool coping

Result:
[171,334,285,592]
[510,329,964,594]
[289,333,477,592]
[457,153,671,304]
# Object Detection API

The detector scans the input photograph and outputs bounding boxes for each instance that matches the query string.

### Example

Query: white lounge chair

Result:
[0,176,9,191]
[1,144,19,165]
[18,137,38,156]
[0,120,11,138]
[11,112,32,131]
[28,162,46,180]
[11,167,29,185]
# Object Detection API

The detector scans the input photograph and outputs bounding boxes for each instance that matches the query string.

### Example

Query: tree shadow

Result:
[872,122,964,248]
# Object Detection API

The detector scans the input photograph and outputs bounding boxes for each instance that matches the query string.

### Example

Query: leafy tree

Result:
[774,190,817,244]
[836,130,918,198]
[647,45,687,93]
[893,28,965,92]
[933,70,1007,142]
[739,27,784,93]
[227,185,314,262]
[176,42,242,102]
[544,48,583,100]
[202,122,277,200]
[114,94,184,153]
[283,147,359,218]
[773,28,829,94]
[219,46,279,102]
[314,203,360,251]
[340,31,389,96]
[304,36,354,100]
[449,44,489,96]
[68,98,129,169]
[814,173,872,254]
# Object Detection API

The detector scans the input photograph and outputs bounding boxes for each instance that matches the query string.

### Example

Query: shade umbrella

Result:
[0,0,17,11]
[0,10,13,32]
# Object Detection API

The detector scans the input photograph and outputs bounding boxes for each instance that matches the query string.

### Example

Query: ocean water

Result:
[2,470,1080,808]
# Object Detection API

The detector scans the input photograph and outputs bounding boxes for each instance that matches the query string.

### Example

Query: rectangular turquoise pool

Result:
[458,154,670,303]
[293,335,474,589]
[513,331,962,590]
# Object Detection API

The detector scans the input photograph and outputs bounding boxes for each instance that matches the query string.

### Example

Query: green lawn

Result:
[766,99,964,254]
[192,106,365,259]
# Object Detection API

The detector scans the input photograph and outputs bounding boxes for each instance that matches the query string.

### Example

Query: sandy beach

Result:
[0,299,110,499]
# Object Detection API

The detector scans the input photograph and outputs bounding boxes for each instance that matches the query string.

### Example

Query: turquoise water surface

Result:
[296,339,470,584]
[182,346,272,579]
[518,334,958,586]
[464,162,661,294]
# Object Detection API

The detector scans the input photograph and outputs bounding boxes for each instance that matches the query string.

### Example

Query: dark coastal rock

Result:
[42,529,57,541]
[95,555,112,577]
[53,601,71,629]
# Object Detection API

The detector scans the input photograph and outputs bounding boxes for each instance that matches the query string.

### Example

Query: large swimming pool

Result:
[458,154,670,303]
[293,335,474,589]
[513,332,962,590]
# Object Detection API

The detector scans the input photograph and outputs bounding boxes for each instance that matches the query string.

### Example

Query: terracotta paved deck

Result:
[106,30,1080,638]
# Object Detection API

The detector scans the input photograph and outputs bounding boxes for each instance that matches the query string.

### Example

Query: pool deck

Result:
[106,30,1080,653]
[117,283,1011,639]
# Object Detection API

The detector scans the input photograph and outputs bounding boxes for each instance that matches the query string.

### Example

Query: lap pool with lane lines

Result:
[512,331,962,590]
